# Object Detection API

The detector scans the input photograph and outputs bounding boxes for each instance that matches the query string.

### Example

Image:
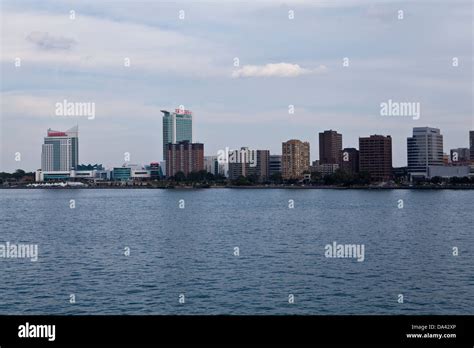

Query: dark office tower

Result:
[166,141,203,177]
[359,135,392,182]
[269,155,282,176]
[319,130,342,164]
[470,131,474,163]
[340,148,359,174]
[255,150,270,181]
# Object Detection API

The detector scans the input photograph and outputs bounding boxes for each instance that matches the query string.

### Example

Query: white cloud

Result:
[231,63,327,78]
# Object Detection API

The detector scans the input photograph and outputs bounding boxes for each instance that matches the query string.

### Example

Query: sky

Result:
[0,0,473,172]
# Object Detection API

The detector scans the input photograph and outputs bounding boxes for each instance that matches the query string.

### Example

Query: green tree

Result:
[270,172,283,184]
[174,171,186,182]
[12,169,26,179]
[234,175,251,186]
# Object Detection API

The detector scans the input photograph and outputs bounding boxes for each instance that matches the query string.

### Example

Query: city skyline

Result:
[5,123,474,173]
[1,1,473,343]
[1,0,472,172]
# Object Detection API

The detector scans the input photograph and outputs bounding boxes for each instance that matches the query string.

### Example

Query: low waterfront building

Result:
[36,170,71,182]
[35,167,109,182]
[131,168,150,179]
[146,162,163,180]
[427,165,470,179]
[111,164,152,181]
[112,166,132,181]
[77,164,104,171]
[311,161,339,176]
[73,170,96,179]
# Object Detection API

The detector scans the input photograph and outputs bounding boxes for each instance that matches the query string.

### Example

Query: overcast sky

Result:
[1,0,473,172]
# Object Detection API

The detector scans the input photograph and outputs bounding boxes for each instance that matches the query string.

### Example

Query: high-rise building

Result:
[359,135,392,182]
[340,148,359,174]
[41,126,79,171]
[282,139,310,180]
[204,156,225,176]
[450,148,470,166]
[228,148,252,180]
[204,156,217,175]
[252,149,269,181]
[470,131,474,163]
[407,127,443,178]
[319,130,342,164]
[161,108,193,161]
[269,155,282,176]
[227,148,269,182]
[166,141,204,177]
[159,161,166,177]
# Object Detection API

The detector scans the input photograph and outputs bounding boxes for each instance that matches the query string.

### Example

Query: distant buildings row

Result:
[35,109,474,182]
[276,128,473,181]
[275,133,393,181]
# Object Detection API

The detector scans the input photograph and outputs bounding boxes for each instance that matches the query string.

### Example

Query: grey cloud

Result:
[26,31,76,50]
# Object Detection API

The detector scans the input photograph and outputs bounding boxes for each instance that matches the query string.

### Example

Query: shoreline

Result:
[2,185,474,190]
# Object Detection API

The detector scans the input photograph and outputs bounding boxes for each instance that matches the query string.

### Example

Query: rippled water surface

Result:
[0,189,472,314]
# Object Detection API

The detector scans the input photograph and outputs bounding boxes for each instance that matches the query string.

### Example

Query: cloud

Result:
[2,11,224,77]
[26,31,76,50]
[231,63,327,78]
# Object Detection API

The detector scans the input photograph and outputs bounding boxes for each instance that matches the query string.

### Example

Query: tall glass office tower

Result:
[41,126,79,171]
[161,109,193,160]
[407,127,443,177]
